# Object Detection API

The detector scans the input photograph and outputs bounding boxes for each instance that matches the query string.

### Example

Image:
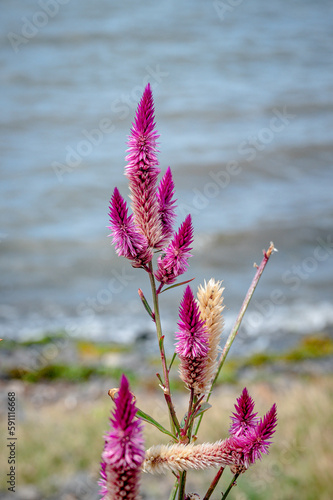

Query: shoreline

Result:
[1,330,332,385]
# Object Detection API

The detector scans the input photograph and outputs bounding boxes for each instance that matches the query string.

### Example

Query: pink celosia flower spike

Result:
[125,83,162,248]
[175,286,209,395]
[98,462,107,498]
[155,166,177,249]
[245,403,278,465]
[229,387,259,437]
[99,374,145,500]
[154,214,194,286]
[108,187,153,268]
[143,402,277,475]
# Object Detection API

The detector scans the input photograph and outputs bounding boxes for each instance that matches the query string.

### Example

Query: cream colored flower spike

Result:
[143,441,231,474]
[196,278,225,393]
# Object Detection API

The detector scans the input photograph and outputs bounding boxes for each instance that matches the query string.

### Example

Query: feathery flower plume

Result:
[99,374,145,500]
[155,166,177,249]
[154,214,194,285]
[143,434,258,475]
[197,278,225,392]
[143,401,277,475]
[229,387,259,437]
[108,187,153,268]
[175,286,209,395]
[143,440,235,474]
[125,83,162,247]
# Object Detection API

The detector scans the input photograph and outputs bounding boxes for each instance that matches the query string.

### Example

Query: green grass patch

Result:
[76,340,131,357]
[8,363,137,385]
[2,333,332,386]
[283,334,333,361]
[19,331,68,347]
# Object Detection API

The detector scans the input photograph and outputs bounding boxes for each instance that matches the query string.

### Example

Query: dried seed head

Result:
[197,279,225,392]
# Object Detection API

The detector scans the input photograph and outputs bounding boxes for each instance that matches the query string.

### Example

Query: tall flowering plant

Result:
[100,84,277,500]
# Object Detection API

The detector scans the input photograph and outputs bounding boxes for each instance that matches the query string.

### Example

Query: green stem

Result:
[187,394,198,442]
[193,242,276,437]
[168,479,179,500]
[221,472,240,500]
[203,467,225,500]
[182,388,194,438]
[148,262,181,436]
[178,471,187,500]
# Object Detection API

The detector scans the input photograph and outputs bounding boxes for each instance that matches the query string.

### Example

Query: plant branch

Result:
[194,242,276,436]
[148,262,181,436]
[168,479,179,500]
[178,471,187,500]
[203,467,225,500]
[217,242,276,373]
[221,472,240,500]
[182,388,195,438]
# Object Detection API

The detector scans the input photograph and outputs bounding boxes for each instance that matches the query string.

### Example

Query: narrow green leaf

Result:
[180,412,188,430]
[156,372,164,387]
[168,352,177,372]
[168,480,179,500]
[160,277,195,293]
[159,335,165,351]
[136,409,176,439]
[193,402,212,419]
[138,288,154,319]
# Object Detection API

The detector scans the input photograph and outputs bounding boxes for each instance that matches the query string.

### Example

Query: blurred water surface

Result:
[1,0,333,354]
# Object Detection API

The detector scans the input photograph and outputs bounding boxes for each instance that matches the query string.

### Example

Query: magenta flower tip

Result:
[102,374,145,470]
[99,375,144,499]
[108,187,153,266]
[125,83,160,179]
[257,403,278,444]
[155,166,177,248]
[229,387,259,437]
[124,84,162,247]
[154,214,194,285]
[246,403,278,464]
[175,285,209,359]
[227,391,277,470]
[134,83,159,140]
[98,461,107,498]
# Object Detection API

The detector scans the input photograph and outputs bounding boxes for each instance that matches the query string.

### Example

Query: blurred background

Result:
[1,0,333,355]
[1,1,333,499]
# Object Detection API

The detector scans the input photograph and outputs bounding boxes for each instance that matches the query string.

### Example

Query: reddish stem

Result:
[203,467,225,500]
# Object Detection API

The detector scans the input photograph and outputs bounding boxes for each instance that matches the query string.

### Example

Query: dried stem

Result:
[194,242,276,437]
[217,242,276,371]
